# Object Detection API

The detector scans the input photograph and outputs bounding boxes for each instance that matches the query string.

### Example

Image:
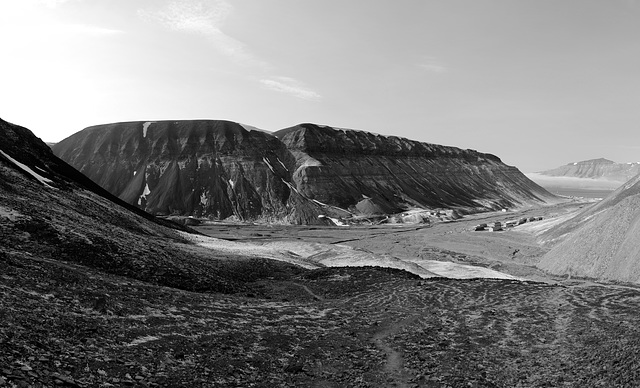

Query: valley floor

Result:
[194,198,594,283]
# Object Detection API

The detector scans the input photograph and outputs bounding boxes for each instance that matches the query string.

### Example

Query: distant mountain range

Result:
[539,158,640,181]
[527,158,640,192]
[52,120,555,223]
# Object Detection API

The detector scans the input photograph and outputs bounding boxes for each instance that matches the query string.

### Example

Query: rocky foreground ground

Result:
[2,249,640,388]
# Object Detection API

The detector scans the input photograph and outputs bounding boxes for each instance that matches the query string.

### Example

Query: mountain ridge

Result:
[52,120,556,223]
[276,123,554,212]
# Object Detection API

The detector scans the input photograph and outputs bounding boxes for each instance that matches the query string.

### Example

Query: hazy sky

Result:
[2,0,640,172]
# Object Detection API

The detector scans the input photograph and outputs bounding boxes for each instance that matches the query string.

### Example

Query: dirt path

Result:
[371,315,419,387]
[292,282,324,301]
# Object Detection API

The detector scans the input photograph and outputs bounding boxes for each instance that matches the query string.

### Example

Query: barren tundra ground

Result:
[4,200,640,387]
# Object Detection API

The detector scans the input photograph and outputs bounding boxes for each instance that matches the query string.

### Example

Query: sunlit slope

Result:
[538,158,640,181]
[538,173,640,282]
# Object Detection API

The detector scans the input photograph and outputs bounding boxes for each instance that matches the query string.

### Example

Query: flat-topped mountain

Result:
[537,173,640,282]
[275,123,555,213]
[539,158,640,181]
[53,120,555,223]
[52,120,322,222]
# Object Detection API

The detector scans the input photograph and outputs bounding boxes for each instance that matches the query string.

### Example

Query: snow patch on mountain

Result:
[142,122,154,138]
[0,150,55,188]
[138,183,151,205]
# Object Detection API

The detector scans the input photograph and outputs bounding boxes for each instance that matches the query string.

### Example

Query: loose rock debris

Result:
[3,256,640,387]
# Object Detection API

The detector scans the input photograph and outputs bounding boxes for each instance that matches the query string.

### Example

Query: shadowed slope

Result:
[54,120,556,223]
[1,119,194,231]
[275,123,556,212]
[0,118,303,292]
[52,120,298,220]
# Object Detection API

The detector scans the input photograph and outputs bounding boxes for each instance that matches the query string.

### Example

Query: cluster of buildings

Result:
[473,216,543,232]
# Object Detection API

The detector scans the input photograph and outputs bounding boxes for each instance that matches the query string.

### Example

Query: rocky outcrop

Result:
[53,121,555,223]
[538,173,640,283]
[275,124,555,213]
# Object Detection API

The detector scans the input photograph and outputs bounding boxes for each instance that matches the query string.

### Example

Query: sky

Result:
[1,0,640,172]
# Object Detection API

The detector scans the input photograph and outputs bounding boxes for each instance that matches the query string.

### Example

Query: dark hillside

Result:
[54,120,556,223]
[0,118,303,293]
[53,120,297,221]
[276,123,555,212]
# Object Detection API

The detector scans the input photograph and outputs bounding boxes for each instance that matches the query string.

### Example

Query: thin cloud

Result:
[63,24,123,35]
[418,58,447,73]
[260,77,322,101]
[36,0,72,8]
[141,1,318,99]
[1,0,73,14]
[0,1,121,38]
[140,0,267,68]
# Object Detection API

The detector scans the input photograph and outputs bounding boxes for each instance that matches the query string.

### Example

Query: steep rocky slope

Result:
[52,120,301,220]
[54,121,555,223]
[538,173,640,283]
[0,117,302,292]
[275,123,555,213]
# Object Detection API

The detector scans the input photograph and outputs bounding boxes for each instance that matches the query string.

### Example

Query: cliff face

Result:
[538,158,640,182]
[538,173,640,283]
[53,121,555,223]
[52,120,310,221]
[275,124,554,213]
